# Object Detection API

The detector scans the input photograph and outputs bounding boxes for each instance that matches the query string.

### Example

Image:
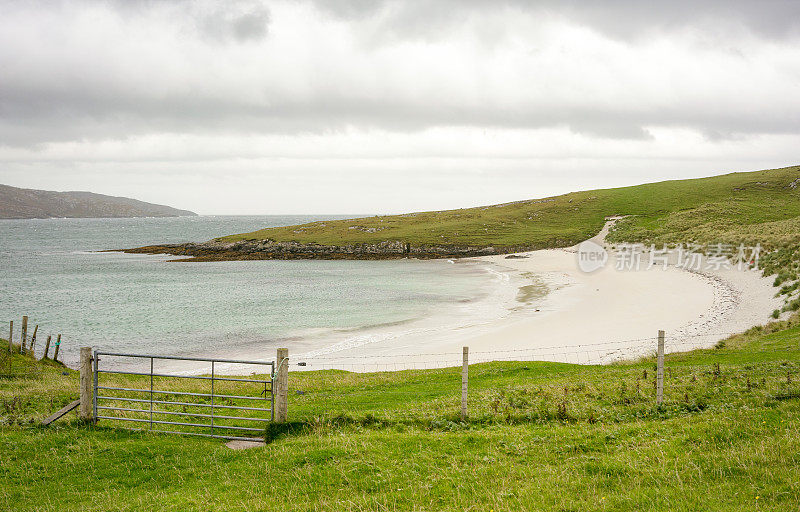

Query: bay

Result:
[0,216,497,366]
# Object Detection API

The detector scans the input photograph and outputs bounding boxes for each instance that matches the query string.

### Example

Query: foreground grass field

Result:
[1,319,799,511]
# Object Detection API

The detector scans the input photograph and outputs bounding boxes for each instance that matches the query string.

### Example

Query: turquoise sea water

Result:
[0,216,496,366]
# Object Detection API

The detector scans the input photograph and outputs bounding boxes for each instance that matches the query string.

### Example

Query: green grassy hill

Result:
[213,164,800,311]
[2,317,799,511]
[221,165,800,250]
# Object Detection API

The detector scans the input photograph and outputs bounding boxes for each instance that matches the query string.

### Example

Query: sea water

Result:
[0,216,513,367]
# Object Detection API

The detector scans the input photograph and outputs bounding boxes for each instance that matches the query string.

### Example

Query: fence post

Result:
[21,316,27,354]
[275,348,289,423]
[43,335,51,360]
[461,346,469,421]
[53,334,61,361]
[656,330,665,405]
[29,325,38,356]
[79,347,94,421]
[93,349,99,422]
[7,321,12,354]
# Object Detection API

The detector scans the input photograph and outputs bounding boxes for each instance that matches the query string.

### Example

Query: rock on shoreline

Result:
[121,239,536,261]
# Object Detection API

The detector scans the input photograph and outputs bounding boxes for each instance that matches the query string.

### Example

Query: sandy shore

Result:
[287,221,782,371]
[151,221,782,374]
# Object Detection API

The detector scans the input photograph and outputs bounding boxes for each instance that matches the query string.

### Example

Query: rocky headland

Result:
[122,239,532,261]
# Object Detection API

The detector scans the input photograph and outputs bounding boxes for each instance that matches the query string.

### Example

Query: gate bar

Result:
[96,369,270,384]
[96,406,271,422]
[96,386,271,401]
[95,351,274,365]
[96,416,264,432]
[96,395,273,412]
[211,361,215,437]
[92,350,98,421]
[149,357,154,430]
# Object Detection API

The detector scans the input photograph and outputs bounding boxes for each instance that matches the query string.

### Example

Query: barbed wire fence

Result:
[3,319,798,435]
[2,317,65,379]
[281,330,800,428]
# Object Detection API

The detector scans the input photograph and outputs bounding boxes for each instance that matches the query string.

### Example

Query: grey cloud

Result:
[542,0,800,41]
[310,0,800,41]
[1,81,796,147]
[566,121,654,142]
[197,1,271,42]
[1,0,799,148]
[231,9,270,41]
[310,0,384,19]
[100,0,271,42]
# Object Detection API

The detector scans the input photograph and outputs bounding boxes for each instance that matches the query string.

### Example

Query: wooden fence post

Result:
[79,347,94,421]
[29,325,38,356]
[656,330,665,405]
[21,316,27,354]
[43,335,52,360]
[53,334,61,361]
[461,346,469,421]
[7,320,12,354]
[275,348,289,423]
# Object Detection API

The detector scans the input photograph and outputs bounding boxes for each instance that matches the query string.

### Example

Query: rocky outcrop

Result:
[122,239,533,261]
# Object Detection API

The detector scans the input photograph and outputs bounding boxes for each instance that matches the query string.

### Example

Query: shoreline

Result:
[118,240,530,262]
[147,222,783,375]
[271,222,782,372]
[150,259,534,375]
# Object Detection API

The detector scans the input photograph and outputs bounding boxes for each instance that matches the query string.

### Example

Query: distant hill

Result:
[0,184,197,219]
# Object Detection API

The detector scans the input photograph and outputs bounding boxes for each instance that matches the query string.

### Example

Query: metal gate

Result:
[93,351,275,441]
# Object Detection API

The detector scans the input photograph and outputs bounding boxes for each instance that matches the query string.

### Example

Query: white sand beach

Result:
[155,221,782,375]
[288,221,782,371]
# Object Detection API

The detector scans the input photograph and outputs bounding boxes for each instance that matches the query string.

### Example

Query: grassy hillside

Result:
[215,164,800,310]
[220,165,800,250]
[2,317,799,511]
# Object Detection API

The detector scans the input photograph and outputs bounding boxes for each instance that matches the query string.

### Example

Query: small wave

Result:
[297,264,539,362]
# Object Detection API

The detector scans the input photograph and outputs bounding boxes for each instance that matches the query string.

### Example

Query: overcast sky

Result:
[1,0,799,214]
